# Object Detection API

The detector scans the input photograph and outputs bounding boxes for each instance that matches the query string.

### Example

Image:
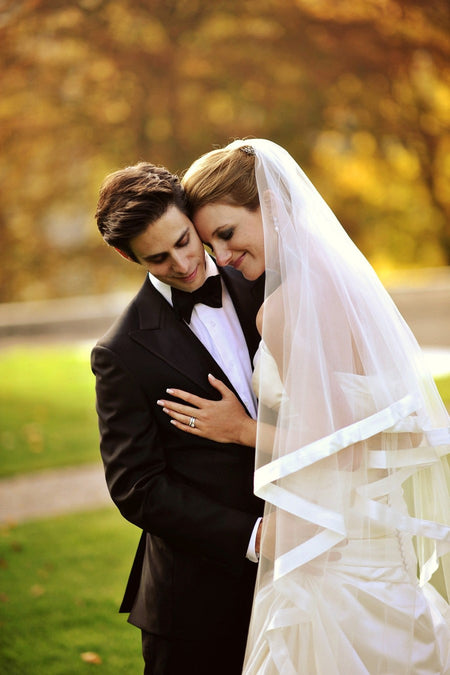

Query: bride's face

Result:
[193,203,265,280]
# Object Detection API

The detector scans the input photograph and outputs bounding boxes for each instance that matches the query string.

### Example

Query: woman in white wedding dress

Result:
[160,139,450,674]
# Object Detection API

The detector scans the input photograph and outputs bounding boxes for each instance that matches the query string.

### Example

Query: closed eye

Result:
[176,232,189,248]
[143,228,190,265]
[144,252,167,264]
[218,227,234,241]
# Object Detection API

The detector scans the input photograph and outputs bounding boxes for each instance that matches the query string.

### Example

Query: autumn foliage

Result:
[0,0,449,301]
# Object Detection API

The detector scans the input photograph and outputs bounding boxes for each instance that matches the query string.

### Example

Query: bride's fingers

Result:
[207,373,232,397]
[162,407,193,423]
[156,398,199,417]
[164,387,206,407]
[169,417,201,435]
[160,408,194,424]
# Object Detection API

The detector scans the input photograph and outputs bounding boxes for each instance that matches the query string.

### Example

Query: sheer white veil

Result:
[225,139,449,673]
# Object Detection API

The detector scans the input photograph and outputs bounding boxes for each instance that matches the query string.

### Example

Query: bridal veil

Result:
[225,139,450,674]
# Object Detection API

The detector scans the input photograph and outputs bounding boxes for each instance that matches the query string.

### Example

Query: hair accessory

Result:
[240,145,256,156]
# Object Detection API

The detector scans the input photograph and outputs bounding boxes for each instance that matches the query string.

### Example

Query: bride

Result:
[158,139,450,673]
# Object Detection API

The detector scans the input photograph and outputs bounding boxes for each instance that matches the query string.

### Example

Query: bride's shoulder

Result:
[256,285,284,336]
[256,304,263,335]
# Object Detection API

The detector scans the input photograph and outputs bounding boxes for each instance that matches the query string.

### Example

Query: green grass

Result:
[0,507,447,675]
[0,508,142,674]
[1,345,449,479]
[435,374,450,410]
[0,347,448,672]
[0,345,99,478]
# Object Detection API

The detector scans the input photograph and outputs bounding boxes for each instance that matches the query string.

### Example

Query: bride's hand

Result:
[157,374,257,446]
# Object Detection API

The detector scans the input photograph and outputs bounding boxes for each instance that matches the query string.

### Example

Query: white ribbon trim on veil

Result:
[254,394,417,488]
[255,392,450,583]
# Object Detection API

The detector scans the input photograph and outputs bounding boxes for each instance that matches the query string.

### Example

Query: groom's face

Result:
[129,205,207,292]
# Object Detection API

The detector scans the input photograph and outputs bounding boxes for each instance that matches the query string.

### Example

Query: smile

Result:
[231,253,246,269]
[178,267,198,283]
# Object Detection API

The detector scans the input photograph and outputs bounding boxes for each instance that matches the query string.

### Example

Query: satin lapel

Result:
[129,278,234,397]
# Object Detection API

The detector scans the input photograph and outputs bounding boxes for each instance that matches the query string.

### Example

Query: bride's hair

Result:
[182,145,259,214]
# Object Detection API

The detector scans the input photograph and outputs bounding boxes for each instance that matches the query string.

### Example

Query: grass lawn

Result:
[1,344,449,479]
[435,374,450,410]
[0,346,448,672]
[0,507,142,674]
[0,345,100,478]
[0,508,447,675]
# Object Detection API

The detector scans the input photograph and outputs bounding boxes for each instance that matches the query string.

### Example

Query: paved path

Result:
[0,464,111,525]
[1,345,449,526]
[0,280,449,526]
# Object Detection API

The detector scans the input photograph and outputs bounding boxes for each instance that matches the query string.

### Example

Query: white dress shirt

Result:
[149,255,257,418]
[148,254,260,561]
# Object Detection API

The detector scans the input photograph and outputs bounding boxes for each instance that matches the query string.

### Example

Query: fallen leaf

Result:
[30,584,45,597]
[80,652,102,665]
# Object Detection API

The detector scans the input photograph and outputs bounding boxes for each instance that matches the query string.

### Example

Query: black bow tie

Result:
[171,275,222,323]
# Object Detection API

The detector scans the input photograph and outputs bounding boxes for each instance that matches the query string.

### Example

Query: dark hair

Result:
[95,162,187,261]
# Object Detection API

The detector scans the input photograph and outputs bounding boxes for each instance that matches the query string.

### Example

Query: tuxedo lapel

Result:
[129,278,238,398]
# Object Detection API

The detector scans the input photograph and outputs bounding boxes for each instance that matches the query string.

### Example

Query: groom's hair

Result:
[95,162,187,262]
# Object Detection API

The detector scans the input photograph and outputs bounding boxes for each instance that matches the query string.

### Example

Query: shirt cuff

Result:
[246,517,262,563]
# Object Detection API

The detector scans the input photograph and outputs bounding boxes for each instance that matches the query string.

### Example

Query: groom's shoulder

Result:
[221,265,265,296]
[94,276,153,349]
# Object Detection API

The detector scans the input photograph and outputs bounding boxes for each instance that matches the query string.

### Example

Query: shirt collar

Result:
[148,253,218,306]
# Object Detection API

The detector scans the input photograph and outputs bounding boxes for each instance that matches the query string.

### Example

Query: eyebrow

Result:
[142,227,190,263]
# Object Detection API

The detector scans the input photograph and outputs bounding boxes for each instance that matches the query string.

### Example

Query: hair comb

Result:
[239,145,255,156]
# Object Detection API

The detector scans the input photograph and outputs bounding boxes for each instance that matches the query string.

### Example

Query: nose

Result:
[213,242,232,267]
[171,250,190,275]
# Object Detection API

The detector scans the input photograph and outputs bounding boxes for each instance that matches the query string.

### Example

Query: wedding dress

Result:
[213,139,450,674]
[244,342,450,674]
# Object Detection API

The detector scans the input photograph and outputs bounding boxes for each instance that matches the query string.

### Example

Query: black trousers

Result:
[141,630,248,675]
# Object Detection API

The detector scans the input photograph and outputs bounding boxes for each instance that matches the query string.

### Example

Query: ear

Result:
[114,247,135,262]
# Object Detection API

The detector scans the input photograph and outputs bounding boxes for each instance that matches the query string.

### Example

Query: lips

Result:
[231,253,246,269]
[179,266,198,283]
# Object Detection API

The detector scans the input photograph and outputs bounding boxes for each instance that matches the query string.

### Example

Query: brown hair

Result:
[181,145,259,216]
[95,162,187,261]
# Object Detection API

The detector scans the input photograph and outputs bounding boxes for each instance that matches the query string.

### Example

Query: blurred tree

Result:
[0,0,448,301]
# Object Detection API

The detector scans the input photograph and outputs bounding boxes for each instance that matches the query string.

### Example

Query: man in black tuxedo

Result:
[91,163,264,674]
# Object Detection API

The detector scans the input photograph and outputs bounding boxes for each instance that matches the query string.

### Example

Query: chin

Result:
[190,274,208,291]
[243,266,264,281]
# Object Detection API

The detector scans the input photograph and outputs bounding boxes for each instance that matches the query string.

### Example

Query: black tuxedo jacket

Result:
[91,266,264,640]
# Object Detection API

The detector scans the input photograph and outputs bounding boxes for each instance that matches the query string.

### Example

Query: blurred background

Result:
[0,0,449,304]
[0,1,449,672]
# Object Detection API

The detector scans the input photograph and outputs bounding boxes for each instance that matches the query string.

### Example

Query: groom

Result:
[91,162,264,674]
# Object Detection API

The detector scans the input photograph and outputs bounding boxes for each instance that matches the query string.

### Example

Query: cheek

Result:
[146,261,169,277]
[255,229,265,256]
[189,239,204,258]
